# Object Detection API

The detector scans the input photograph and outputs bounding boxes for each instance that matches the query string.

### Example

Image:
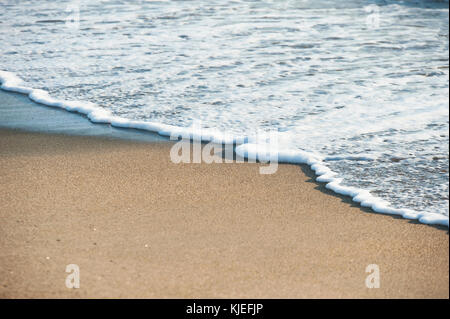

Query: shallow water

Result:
[1,0,448,218]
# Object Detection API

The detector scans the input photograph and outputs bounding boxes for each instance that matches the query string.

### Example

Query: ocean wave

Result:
[1,70,448,228]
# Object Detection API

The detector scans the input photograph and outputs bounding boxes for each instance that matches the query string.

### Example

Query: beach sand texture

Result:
[0,129,448,298]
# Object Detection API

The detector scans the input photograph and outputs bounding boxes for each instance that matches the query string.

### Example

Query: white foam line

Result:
[1,70,448,228]
[235,144,448,228]
[0,70,246,143]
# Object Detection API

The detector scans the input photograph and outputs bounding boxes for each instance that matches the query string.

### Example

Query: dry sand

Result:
[0,128,448,298]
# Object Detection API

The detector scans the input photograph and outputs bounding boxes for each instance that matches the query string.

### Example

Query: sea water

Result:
[0,0,448,226]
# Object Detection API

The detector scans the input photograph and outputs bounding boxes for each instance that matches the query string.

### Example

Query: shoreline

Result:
[0,87,448,229]
[0,128,448,298]
[0,89,167,143]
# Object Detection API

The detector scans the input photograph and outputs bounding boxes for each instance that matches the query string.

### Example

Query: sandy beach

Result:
[0,128,448,298]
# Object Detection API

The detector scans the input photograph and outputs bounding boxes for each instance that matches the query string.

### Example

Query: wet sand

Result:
[0,129,448,298]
